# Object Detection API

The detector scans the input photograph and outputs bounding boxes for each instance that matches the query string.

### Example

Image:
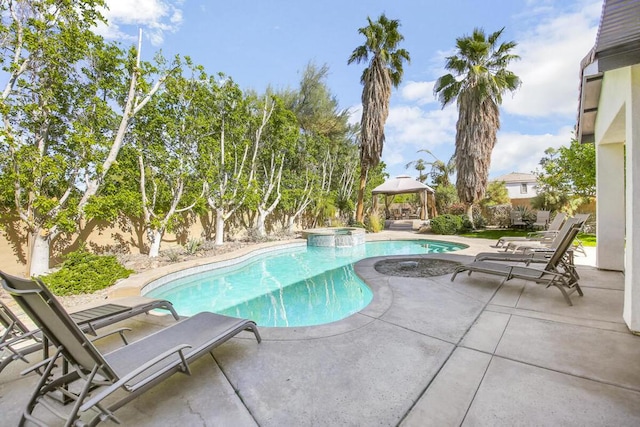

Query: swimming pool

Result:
[144,240,466,327]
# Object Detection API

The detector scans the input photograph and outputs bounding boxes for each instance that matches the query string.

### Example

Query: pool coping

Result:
[108,232,475,341]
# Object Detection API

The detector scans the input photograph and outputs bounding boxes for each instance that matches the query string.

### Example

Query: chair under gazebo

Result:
[371,175,436,221]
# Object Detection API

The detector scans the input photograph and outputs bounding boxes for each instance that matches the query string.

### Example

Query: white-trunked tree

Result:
[0,0,170,275]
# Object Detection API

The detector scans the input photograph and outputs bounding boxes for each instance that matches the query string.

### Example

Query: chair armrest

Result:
[90,327,132,346]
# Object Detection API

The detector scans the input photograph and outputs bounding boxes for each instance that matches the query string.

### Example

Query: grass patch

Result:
[459,228,596,247]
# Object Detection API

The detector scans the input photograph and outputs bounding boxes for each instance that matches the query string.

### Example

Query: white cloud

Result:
[502,0,602,118]
[378,0,602,180]
[490,125,574,178]
[386,104,457,148]
[94,0,184,46]
[381,104,458,175]
[400,81,437,105]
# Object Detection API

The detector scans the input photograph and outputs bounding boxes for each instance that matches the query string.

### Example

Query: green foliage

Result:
[365,212,384,233]
[348,220,366,229]
[536,139,595,198]
[447,203,467,215]
[407,150,455,187]
[485,204,512,227]
[481,181,510,208]
[184,238,202,254]
[534,139,595,213]
[434,27,520,209]
[435,184,459,214]
[349,14,410,221]
[39,248,133,296]
[462,213,486,230]
[513,205,537,223]
[164,249,182,262]
[430,214,463,235]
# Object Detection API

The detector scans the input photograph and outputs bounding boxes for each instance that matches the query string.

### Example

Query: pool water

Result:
[145,240,465,327]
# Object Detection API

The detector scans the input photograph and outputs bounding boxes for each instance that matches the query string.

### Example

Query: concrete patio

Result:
[1,231,639,426]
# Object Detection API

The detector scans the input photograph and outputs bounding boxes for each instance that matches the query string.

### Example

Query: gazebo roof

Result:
[371,175,434,195]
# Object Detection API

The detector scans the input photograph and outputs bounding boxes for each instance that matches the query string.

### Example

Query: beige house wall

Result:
[593,64,640,332]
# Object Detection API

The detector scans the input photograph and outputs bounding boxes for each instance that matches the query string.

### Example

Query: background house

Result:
[491,172,539,208]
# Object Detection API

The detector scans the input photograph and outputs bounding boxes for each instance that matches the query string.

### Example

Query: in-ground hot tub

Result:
[302,227,366,248]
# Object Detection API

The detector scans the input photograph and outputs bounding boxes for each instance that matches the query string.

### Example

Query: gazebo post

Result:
[421,189,427,220]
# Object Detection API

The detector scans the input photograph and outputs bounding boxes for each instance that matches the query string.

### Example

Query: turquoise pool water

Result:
[145,240,465,327]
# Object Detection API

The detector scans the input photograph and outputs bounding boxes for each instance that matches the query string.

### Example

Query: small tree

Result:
[534,139,595,213]
[434,184,459,215]
[480,181,510,209]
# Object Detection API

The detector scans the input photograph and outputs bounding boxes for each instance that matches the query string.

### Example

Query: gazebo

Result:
[371,175,435,220]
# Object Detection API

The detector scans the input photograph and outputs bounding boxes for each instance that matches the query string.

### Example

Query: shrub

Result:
[459,213,487,232]
[447,203,467,215]
[430,214,463,235]
[184,238,202,254]
[514,205,536,223]
[473,213,487,229]
[365,212,384,233]
[165,248,182,262]
[39,247,133,296]
[485,204,512,227]
[348,219,366,229]
[434,184,458,214]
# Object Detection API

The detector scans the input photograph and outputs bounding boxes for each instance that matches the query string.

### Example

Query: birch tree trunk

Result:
[214,207,226,246]
[147,229,164,258]
[29,232,51,277]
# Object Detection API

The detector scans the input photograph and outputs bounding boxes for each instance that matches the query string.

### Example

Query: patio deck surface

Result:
[1,231,638,426]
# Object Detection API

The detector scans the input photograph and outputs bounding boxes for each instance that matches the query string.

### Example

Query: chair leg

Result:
[245,324,262,343]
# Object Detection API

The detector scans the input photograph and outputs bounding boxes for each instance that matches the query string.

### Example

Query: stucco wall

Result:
[0,217,209,277]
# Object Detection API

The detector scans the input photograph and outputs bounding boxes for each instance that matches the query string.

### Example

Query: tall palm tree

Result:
[434,27,520,226]
[348,13,410,222]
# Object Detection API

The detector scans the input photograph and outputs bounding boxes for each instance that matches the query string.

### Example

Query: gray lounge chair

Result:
[532,210,551,229]
[510,210,527,229]
[2,271,261,426]
[504,215,583,253]
[571,213,591,256]
[451,223,583,306]
[495,212,566,247]
[1,288,180,374]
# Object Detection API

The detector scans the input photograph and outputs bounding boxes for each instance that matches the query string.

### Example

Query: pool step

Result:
[386,220,415,230]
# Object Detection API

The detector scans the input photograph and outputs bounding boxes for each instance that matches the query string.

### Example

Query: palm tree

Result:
[407,149,456,187]
[434,27,520,226]
[348,14,410,222]
[405,158,427,182]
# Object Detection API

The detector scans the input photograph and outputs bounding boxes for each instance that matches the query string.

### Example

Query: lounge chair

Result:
[495,212,566,247]
[503,215,583,253]
[475,250,580,286]
[571,213,591,256]
[510,210,527,229]
[1,289,180,374]
[2,271,261,426]
[451,223,583,306]
[532,210,551,229]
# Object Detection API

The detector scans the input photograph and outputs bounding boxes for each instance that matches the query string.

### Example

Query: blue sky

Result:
[96,0,602,182]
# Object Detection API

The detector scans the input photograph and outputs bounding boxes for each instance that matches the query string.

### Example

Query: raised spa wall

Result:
[303,227,366,248]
